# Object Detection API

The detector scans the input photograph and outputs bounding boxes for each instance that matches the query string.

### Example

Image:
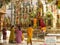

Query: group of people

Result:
[2,14,46,45]
[2,24,34,45]
[1,15,46,45]
[2,15,46,45]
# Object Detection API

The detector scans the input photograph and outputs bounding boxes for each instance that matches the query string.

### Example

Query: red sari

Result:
[39,18,46,32]
[40,18,46,27]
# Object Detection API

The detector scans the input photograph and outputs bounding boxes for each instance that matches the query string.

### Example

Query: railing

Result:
[22,28,47,39]
[22,28,60,39]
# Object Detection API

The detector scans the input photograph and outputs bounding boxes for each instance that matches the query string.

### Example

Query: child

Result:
[21,32,25,44]
[21,32,24,41]
[27,24,34,45]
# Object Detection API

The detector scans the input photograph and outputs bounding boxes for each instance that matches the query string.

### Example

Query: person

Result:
[2,27,7,40]
[27,24,34,45]
[39,17,46,32]
[33,18,37,28]
[9,25,15,43]
[15,25,22,43]
[2,27,7,43]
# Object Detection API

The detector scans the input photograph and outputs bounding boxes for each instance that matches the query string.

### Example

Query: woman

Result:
[39,17,46,32]
[9,25,15,43]
[15,26,22,43]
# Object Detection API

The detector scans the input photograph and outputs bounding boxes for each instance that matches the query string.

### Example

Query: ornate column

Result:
[52,5,57,29]
[14,0,21,25]
[0,3,6,44]
[0,0,6,31]
[56,0,60,28]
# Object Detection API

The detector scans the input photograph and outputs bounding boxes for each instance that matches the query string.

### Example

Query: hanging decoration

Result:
[45,11,53,27]
[5,0,10,4]
[56,0,60,9]
[47,0,53,3]
[0,0,10,8]
[0,2,3,8]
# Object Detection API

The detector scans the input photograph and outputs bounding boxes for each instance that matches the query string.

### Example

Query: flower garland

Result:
[46,12,53,19]
[0,1,3,8]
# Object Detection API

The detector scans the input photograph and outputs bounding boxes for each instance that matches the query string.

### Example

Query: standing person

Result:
[27,24,34,45]
[33,18,37,28]
[2,27,7,43]
[15,25,22,44]
[9,25,15,43]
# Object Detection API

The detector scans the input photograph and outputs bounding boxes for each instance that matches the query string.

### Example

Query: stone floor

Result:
[1,40,60,45]
[2,41,43,45]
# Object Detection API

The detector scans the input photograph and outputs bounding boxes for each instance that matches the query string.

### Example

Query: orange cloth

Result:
[33,18,37,28]
[27,27,34,43]
[41,27,46,32]
[27,27,34,38]
[33,18,37,24]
